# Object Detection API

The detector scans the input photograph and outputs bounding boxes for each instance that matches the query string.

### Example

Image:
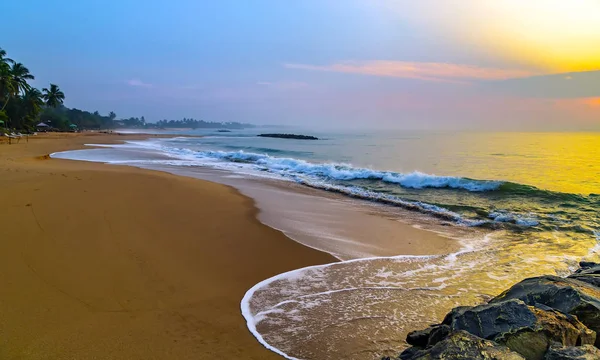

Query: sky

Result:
[3,0,600,130]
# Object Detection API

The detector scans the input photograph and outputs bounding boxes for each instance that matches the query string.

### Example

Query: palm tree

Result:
[0,48,14,70]
[22,88,44,120]
[42,84,65,108]
[0,48,13,63]
[0,48,15,110]
[0,67,13,112]
[1,62,34,111]
[10,63,34,95]
[109,111,116,120]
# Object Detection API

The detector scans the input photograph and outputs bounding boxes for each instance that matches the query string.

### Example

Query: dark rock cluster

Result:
[386,262,600,360]
[257,133,319,140]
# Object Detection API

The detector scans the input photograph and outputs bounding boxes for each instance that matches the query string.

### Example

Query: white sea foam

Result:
[240,254,438,360]
[164,148,504,192]
[240,230,499,359]
[108,140,502,192]
[488,210,540,227]
[293,178,490,227]
[51,143,542,230]
[586,231,600,258]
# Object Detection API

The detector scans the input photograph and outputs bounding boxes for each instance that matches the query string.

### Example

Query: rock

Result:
[406,324,451,348]
[567,274,600,288]
[575,262,600,274]
[427,325,451,347]
[399,331,525,360]
[569,262,600,287]
[544,345,600,359]
[395,269,600,360]
[407,327,436,348]
[490,275,600,346]
[446,299,595,360]
[574,267,600,276]
[498,306,595,360]
[450,300,537,340]
[398,347,423,360]
[442,306,471,325]
[257,133,319,140]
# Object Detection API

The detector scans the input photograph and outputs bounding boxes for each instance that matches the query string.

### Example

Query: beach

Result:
[2,131,597,359]
[0,133,336,359]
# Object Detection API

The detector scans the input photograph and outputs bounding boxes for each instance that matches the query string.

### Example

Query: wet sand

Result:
[0,133,336,359]
[153,165,461,260]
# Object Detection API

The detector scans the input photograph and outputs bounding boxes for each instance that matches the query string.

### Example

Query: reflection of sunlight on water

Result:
[244,230,600,360]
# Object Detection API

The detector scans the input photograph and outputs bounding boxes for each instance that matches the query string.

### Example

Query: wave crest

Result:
[183,150,504,192]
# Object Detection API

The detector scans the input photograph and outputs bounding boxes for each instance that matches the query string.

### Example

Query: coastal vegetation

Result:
[149,118,254,129]
[0,47,254,133]
[0,47,66,131]
[40,107,117,131]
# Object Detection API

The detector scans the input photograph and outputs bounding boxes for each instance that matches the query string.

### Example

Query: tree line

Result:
[1,47,255,132]
[0,48,65,131]
[0,47,122,132]
[40,106,118,130]
[149,118,254,129]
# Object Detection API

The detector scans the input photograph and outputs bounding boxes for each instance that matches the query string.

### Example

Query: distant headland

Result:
[257,133,319,140]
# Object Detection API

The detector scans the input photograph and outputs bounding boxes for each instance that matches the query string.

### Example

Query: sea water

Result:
[52,129,600,359]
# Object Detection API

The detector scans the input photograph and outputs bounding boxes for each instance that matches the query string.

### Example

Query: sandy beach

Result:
[0,133,336,359]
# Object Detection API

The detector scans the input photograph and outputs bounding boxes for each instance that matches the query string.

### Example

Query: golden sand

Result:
[0,133,335,359]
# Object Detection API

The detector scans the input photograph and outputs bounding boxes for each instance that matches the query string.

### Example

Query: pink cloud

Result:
[285,61,541,82]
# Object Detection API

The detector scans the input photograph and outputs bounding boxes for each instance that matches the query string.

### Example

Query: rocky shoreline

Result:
[387,261,600,360]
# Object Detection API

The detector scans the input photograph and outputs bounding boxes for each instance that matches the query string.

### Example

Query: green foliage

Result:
[150,118,252,129]
[1,47,128,132]
[39,107,69,129]
[0,47,72,131]
[0,49,15,111]
[119,116,146,127]
[39,106,115,130]
[42,84,65,108]
[9,63,34,96]
[0,46,250,132]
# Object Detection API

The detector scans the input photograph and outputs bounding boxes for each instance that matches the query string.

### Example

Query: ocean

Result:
[52,129,600,359]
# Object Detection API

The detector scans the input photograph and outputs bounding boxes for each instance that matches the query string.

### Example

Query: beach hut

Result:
[69,124,78,131]
[36,122,50,132]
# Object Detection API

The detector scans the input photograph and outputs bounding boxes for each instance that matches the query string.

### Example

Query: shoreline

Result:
[0,132,336,359]
[50,135,462,261]
[140,164,463,261]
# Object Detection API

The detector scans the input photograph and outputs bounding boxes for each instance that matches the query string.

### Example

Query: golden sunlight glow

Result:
[582,97,600,107]
[476,0,600,72]
[390,0,600,73]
